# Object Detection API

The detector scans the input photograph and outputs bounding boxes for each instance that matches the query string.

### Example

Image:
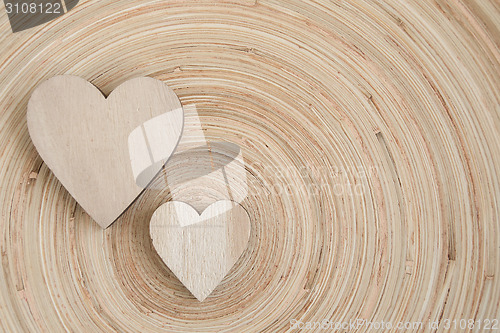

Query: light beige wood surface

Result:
[150,200,251,301]
[1,0,499,331]
[163,103,248,211]
[27,76,184,228]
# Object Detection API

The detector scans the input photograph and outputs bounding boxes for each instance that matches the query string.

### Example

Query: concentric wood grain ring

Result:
[0,0,499,331]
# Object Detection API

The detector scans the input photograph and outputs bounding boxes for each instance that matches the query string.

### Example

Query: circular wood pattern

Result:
[0,0,499,331]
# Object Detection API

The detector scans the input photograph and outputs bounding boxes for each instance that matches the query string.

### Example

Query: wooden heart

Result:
[150,200,251,301]
[27,76,183,228]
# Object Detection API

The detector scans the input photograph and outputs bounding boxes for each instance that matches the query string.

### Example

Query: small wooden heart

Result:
[150,200,251,301]
[27,76,183,228]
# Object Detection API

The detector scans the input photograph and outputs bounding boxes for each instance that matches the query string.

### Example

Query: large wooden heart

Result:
[150,200,251,301]
[27,76,183,228]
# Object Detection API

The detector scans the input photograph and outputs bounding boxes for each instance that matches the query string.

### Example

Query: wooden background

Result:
[0,0,499,331]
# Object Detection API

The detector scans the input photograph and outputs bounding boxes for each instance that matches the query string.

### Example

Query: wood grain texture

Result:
[150,200,251,302]
[27,76,183,228]
[0,0,499,331]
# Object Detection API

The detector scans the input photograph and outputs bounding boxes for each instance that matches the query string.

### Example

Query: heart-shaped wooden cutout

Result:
[150,200,251,301]
[27,76,183,228]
